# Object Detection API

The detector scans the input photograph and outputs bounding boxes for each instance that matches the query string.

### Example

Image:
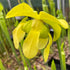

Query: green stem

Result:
[25,58,32,70]
[42,0,49,12]
[61,42,66,70]
[68,0,70,52]
[48,0,56,16]
[69,0,70,21]
[56,38,63,70]
[19,46,28,70]
[61,52,66,70]
[19,41,32,70]
[0,44,4,56]
[0,35,9,56]
[0,11,20,64]
[68,25,70,52]
[0,28,9,56]
[59,0,61,10]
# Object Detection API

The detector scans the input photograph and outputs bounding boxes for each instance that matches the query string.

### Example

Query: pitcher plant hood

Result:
[6,2,68,62]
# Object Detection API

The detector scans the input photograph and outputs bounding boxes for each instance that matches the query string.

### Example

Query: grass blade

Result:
[61,42,66,70]
[0,59,5,70]
[0,3,20,64]
[51,60,56,70]
[68,25,70,52]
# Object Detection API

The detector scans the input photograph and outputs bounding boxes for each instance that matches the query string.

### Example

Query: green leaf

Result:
[68,25,70,52]
[0,3,3,11]
[61,42,66,70]
[0,10,20,63]
[51,60,56,70]
[0,59,5,70]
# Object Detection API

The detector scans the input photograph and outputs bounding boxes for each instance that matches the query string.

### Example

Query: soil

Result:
[1,37,70,70]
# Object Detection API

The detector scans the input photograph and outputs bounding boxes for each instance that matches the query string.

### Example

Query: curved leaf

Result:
[44,33,52,62]
[23,29,40,59]
[6,2,39,19]
[13,23,25,49]
[39,11,61,41]
[58,19,69,29]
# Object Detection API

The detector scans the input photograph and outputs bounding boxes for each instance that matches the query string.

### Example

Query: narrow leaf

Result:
[0,59,5,70]
[51,60,56,70]
[13,23,25,49]
[44,33,52,62]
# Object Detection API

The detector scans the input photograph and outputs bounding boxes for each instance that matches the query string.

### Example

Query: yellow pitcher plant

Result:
[6,2,68,62]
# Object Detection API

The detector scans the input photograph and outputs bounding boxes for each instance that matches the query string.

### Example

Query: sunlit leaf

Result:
[44,33,52,62]
[0,5,20,63]
[51,60,56,70]
[6,2,39,19]
[38,38,48,49]
[13,23,25,49]
[58,19,69,29]
[39,11,61,41]
[23,29,40,59]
